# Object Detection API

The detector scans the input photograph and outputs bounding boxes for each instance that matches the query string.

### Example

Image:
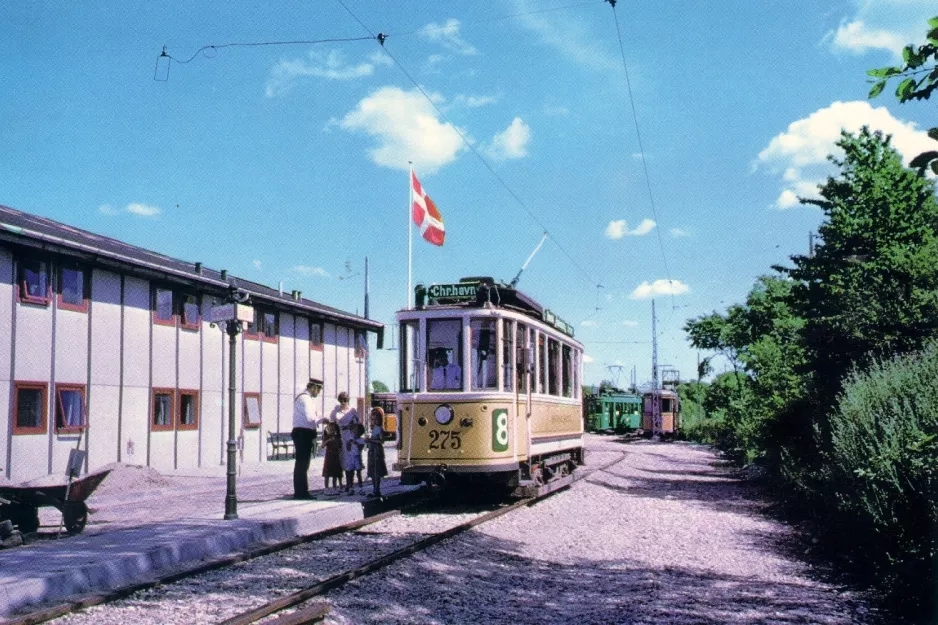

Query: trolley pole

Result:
[224,317,241,520]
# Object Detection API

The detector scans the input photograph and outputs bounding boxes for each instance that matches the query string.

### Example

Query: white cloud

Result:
[583,354,594,364]
[252,259,262,270]
[581,320,598,327]
[622,320,639,327]
[669,227,691,238]
[126,203,160,217]
[630,279,689,299]
[824,1,935,59]
[755,100,938,209]
[266,50,380,97]
[510,0,617,71]
[98,204,118,215]
[604,218,657,239]
[419,19,478,56]
[486,117,531,161]
[291,265,330,278]
[339,86,465,173]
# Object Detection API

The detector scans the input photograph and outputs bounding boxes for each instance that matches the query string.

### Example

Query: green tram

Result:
[584,393,642,433]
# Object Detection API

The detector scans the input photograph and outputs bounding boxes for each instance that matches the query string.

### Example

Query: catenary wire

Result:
[335,0,602,291]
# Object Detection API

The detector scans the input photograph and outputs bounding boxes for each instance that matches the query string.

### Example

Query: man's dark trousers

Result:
[291,427,316,498]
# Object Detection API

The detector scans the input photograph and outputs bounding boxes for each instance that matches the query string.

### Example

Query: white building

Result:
[0,205,383,482]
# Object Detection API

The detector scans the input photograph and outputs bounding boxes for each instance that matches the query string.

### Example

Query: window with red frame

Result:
[17,259,50,305]
[14,382,47,434]
[247,307,277,342]
[243,393,261,429]
[58,264,88,312]
[55,384,86,432]
[178,390,199,430]
[153,287,175,326]
[310,321,323,351]
[152,388,175,431]
[180,293,200,330]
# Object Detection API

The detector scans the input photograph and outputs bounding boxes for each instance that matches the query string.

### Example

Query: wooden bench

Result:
[267,432,295,460]
[267,431,318,460]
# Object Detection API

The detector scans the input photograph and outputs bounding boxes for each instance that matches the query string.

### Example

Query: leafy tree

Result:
[867,16,938,174]
[783,128,938,421]
[371,380,389,393]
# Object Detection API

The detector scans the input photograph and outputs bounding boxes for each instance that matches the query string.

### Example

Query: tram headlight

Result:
[434,405,455,426]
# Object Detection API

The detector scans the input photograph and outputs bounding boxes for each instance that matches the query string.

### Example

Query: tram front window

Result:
[427,319,462,391]
[400,321,420,392]
[471,319,497,390]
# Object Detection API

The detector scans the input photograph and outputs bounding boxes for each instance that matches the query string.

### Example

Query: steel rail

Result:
[219,450,627,625]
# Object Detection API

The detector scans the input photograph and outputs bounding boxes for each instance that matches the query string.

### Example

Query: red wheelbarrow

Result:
[0,469,110,535]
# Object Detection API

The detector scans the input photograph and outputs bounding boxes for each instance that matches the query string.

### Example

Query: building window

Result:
[13,382,47,435]
[152,388,175,431]
[55,384,87,433]
[259,309,278,343]
[178,390,199,430]
[17,259,50,305]
[310,321,323,351]
[243,393,261,429]
[58,264,88,312]
[180,293,200,330]
[152,287,175,326]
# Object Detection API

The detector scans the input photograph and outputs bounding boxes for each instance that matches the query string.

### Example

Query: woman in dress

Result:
[321,421,343,492]
[366,407,388,498]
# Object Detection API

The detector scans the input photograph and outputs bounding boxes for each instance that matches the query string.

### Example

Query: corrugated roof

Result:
[0,205,382,332]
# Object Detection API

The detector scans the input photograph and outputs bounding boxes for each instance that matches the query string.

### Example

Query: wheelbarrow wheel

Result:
[63,501,88,535]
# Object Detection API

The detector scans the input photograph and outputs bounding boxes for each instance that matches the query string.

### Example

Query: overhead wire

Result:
[606,2,676,310]
[334,0,602,292]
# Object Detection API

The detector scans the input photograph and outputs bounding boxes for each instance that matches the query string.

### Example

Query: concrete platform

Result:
[0,445,418,620]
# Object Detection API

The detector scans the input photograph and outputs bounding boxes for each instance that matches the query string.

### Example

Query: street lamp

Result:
[210,289,254,520]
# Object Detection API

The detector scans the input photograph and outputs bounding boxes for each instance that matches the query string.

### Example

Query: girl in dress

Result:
[321,421,343,492]
[344,422,366,493]
[366,407,388,498]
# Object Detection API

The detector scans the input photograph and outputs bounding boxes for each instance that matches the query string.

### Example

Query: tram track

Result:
[9,450,627,625]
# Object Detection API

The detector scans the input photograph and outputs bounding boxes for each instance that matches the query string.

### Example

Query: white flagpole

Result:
[407,162,413,310]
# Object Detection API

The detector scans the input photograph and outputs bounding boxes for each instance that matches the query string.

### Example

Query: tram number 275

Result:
[428,430,462,450]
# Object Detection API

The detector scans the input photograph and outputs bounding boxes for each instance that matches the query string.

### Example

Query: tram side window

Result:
[537,333,546,394]
[400,322,420,392]
[661,398,673,413]
[562,344,573,397]
[502,320,513,392]
[515,324,528,394]
[547,338,560,395]
[427,319,462,391]
[470,319,497,390]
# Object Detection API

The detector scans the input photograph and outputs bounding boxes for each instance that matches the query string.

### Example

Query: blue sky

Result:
[3,1,937,391]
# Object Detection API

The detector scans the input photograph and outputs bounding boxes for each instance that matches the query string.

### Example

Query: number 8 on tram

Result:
[393,277,585,496]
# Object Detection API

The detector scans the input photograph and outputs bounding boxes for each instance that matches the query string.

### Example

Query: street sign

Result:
[210,303,254,323]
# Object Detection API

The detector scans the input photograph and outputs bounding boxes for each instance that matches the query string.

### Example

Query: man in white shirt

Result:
[431,351,462,390]
[291,377,322,499]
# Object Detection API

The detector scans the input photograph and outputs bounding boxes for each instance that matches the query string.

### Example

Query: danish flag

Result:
[411,171,445,246]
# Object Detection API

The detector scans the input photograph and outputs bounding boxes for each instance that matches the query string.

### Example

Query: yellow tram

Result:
[393,277,585,496]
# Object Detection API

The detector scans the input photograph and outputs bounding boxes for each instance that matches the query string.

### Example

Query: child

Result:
[344,422,365,493]
[366,407,388,498]
[321,421,343,492]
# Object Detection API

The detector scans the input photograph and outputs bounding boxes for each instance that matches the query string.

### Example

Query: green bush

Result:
[826,341,938,615]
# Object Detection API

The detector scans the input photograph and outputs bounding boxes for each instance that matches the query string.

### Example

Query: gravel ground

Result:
[49,435,887,625]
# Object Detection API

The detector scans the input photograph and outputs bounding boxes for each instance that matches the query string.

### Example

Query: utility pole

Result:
[364,256,371,403]
[651,299,662,439]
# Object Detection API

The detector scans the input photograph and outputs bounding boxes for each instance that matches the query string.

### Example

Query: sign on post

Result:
[210,303,254,324]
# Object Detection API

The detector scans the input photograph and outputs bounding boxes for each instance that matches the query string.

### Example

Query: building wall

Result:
[2,243,372,482]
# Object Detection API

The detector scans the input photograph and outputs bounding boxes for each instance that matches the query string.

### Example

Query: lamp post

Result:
[223,314,241,520]
[210,288,253,521]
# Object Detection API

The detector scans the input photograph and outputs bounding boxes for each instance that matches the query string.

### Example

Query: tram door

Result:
[513,322,533,459]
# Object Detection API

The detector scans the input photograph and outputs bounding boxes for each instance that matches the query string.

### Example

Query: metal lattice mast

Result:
[651,300,662,438]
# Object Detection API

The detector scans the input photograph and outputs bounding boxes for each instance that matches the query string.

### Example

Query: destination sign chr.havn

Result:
[427,283,478,300]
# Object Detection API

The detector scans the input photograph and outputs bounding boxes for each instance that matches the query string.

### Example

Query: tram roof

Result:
[406,277,576,339]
